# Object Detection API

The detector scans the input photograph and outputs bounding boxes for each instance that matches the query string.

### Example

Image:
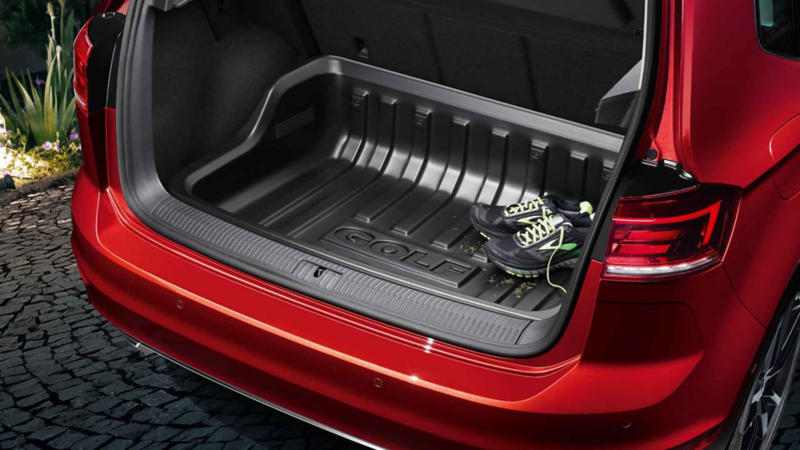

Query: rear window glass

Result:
[756,0,800,59]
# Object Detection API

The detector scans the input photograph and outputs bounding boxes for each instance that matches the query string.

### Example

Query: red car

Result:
[71,0,800,448]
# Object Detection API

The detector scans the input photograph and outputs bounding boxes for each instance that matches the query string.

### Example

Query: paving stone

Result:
[132,374,177,390]
[174,427,216,442]
[0,394,13,410]
[86,397,123,413]
[140,426,182,442]
[48,430,87,449]
[51,409,94,428]
[173,412,210,426]
[782,427,800,444]
[34,404,68,420]
[4,373,32,385]
[71,434,112,450]
[222,442,255,450]
[16,391,49,409]
[0,408,31,428]
[103,438,135,450]
[28,424,67,441]
[131,407,173,425]
[209,427,241,442]
[139,391,177,408]
[0,434,25,449]
[129,443,170,450]
[241,426,276,441]
[8,378,41,398]
[111,423,152,440]
[58,383,92,402]
[0,357,23,370]
[195,444,225,450]
[164,397,204,413]
[99,381,134,396]
[108,402,140,419]
[41,372,73,386]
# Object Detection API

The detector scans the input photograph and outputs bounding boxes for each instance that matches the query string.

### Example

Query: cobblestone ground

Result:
[0,187,361,450]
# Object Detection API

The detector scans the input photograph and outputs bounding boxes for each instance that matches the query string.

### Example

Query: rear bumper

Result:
[118,329,382,449]
[71,169,764,449]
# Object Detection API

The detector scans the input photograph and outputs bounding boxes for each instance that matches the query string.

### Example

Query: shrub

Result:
[1,1,76,147]
[0,0,97,58]
[0,0,82,181]
[0,112,81,179]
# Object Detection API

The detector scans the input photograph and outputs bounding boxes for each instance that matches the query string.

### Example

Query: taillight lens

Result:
[74,19,93,114]
[95,0,128,14]
[603,184,740,282]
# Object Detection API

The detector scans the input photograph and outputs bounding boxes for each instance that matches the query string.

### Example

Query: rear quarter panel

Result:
[678,0,800,188]
[723,174,800,328]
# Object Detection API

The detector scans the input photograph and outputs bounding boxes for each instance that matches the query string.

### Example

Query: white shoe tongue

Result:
[550,213,568,226]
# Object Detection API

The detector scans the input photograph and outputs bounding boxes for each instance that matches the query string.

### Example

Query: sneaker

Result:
[485,209,594,292]
[470,195,592,239]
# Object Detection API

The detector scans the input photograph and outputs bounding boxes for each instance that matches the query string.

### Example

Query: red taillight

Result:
[603,184,741,282]
[74,19,93,114]
[95,0,128,15]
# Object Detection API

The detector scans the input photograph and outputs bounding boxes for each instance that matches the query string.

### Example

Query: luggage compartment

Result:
[118,0,641,353]
[166,57,623,315]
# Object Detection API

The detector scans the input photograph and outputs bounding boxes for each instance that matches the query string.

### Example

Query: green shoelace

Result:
[503,197,546,217]
[516,209,568,294]
[516,208,556,246]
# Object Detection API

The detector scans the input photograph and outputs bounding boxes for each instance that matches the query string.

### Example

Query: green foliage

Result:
[0,0,82,180]
[0,113,82,179]
[0,0,98,57]
[1,1,76,147]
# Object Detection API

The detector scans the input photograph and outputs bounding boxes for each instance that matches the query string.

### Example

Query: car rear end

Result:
[71,0,800,448]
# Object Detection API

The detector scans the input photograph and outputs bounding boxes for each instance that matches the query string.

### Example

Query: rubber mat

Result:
[176,57,622,314]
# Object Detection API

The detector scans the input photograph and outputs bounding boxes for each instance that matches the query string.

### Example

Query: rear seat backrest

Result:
[299,0,442,82]
[299,0,642,127]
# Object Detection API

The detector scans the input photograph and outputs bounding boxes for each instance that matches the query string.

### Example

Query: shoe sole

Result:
[493,257,580,278]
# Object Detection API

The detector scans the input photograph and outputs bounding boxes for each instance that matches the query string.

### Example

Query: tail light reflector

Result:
[74,19,93,115]
[603,184,740,282]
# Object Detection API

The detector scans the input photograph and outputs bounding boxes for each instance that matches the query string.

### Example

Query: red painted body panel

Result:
[772,149,800,200]
[769,114,800,164]
[724,172,800,327]
[72,0,800,447]
[676,0,800,187]
[648,0,800,190]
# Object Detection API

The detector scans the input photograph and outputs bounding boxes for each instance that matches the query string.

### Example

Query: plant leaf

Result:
[44,63,56,143]
[25,71,42,113]
[0,95,22,132]
[11,72,36,118]
[63,11,75,64]
[6,69,25,127]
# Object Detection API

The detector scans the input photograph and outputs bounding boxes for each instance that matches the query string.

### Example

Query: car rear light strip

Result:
[603,184,740,282]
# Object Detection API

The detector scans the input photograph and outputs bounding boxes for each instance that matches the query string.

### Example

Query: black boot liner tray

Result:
[163,56,622,355]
